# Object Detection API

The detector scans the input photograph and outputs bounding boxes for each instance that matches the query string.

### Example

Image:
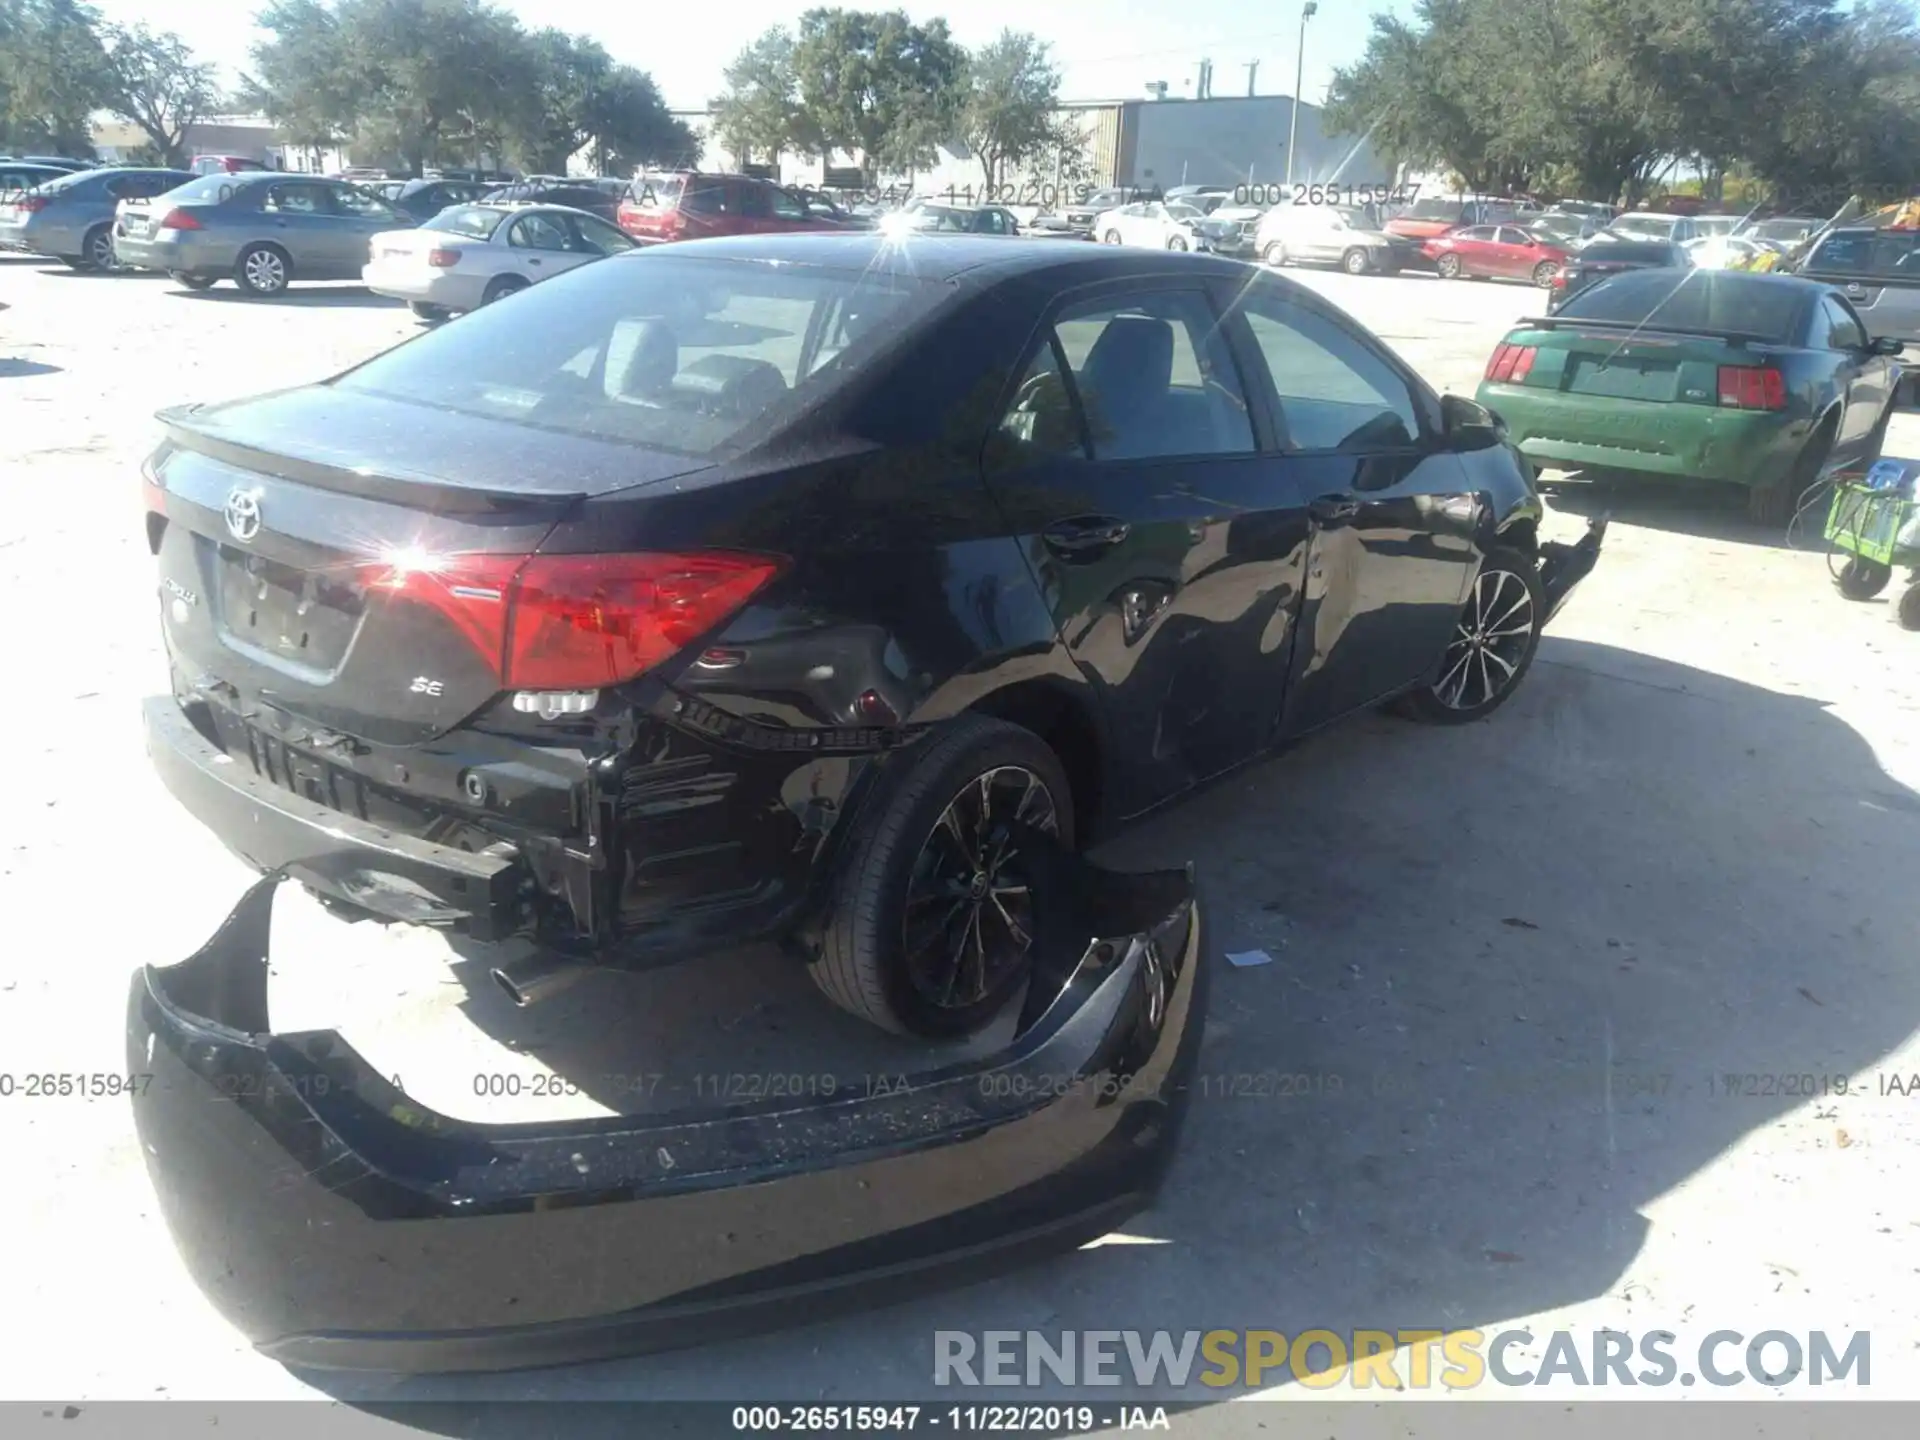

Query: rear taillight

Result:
[426,248,459,267]
[1485,343,1537,383]
[361,551,782,690]
[1551,269,1569,287]
[17,195,50,213]
[1716,365,1786,410]
[157,208,201,231]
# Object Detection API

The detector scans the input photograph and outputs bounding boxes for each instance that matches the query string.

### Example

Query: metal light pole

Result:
[1284,1,1318,189]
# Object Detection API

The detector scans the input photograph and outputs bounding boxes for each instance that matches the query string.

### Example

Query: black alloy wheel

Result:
[1397,546,1545,724]
[808,715,1074,1039]
[899,766,1057,1015]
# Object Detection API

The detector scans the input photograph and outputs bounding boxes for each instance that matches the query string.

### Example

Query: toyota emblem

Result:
[223,487,263,543]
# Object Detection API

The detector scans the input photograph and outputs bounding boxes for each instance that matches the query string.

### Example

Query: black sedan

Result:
[1548,236,1691,312]
[141,233,1604,1039]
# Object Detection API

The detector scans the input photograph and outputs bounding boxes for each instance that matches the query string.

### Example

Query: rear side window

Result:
[1049,290,1255,460]
[333,255,939,456]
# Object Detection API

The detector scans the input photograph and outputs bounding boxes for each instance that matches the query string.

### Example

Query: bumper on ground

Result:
[1478,386,1802,485]
[126,846,1208,1373]
[143,697,528,940]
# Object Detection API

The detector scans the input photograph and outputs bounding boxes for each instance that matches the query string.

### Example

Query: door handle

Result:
[1310,494,1362,522]
[1042,516,1130,557]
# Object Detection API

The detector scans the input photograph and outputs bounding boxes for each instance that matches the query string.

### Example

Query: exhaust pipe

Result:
[489,950,594,1008]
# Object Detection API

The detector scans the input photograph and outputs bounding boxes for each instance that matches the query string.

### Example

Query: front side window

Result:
[769,187,808,221]
[332,185,398,220]
[572,214,636,254]
[1238,296,1421,452]
[1050,290,1255,461]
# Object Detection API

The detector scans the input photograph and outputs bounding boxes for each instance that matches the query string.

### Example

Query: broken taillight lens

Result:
[1716,365,1787,411]
[360,551,783,691]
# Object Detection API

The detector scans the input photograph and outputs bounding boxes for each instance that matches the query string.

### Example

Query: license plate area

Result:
[1568,356,1677,401]
[212,540,365,670]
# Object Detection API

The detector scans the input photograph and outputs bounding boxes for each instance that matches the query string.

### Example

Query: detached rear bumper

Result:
[1538,513,1609,622]
[127,851,1207,1374]
[143,697,528,940]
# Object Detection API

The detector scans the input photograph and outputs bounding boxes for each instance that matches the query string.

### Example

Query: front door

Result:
[260,180,346,273]
[983,281,1314,819]
[1219,278,1480,735]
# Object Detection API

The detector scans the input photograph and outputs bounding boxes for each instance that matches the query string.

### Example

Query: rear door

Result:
[328,184,406,272]
[1222,278,1478,733]
[983,279,1314,817]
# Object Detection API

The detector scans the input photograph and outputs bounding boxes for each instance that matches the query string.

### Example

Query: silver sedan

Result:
[362,203,636,319]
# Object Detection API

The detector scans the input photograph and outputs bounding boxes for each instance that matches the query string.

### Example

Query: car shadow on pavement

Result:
[0,358,61,377]
[34,264,168,279]
[292,637,1920,1416]
[165,285,406,308]
[1546,476,1834,551]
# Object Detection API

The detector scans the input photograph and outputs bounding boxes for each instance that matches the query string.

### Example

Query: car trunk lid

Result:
[148,386,715,746]
[1501,322,1770,405]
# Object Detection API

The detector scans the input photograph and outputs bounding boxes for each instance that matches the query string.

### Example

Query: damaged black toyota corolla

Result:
[132,234,1603,1370]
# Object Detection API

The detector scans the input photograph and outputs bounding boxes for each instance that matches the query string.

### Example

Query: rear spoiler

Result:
[1515,317,1777,348]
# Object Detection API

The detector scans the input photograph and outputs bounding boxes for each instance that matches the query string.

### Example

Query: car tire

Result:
[409,301,450,321]
[1836,556,1894,600]
[482,275,528,304]
[79,224,117,272]
[1436,253,1463,279]
[1749,418,1834,528]
[233,243,291,297]
[1263,239,1287,267]
[1341,246,1372,275]
[1900,584,1920,631]
[807,714,1075,1040]
[1532,260,1559,287]
[1394,546,1545,725]
[1167,234,1188,251]
[170,272,216,290]
[1103,229,1122,245]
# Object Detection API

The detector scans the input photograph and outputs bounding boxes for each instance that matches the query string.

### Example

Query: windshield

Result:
[160,172,258,204]
[424,206,506,239]
[333,254,941,456]
[1557,270,1803,342]
[1692,216,1740,237]
[1405,198,1466,221]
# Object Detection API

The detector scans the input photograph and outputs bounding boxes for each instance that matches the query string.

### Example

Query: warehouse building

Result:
[678,92,1389,203]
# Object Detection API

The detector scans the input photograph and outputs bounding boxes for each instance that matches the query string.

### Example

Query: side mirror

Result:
[1439,392,1506,449]
[1872,335,1904,356]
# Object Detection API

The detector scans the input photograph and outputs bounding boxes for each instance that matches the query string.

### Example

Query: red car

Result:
[1422,224,1570,286]
[189,155,270,176]
[1384,195,1515,243]
[615,171,845,244]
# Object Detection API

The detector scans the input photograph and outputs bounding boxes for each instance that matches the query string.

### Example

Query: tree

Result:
[958,29,1067,188]
[712,26,819,168]
[792,8,966,181]
[591,66,697,176]
[0,0,111,155]
[501,29,612,174]
[98,22,220,166]
[241,0,365,159]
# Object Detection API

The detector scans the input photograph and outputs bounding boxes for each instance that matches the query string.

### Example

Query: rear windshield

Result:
[423,206,506,239]
[631,174,684,207]
[37,169,101,194]
[332,253,942,457]
[160,172,259,204]
[1582,238,1684,264]
[1405,198,1467,221]
[1556,270,1806,342]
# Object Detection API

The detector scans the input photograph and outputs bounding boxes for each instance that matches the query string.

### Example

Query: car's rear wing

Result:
[1516,317,1778,348]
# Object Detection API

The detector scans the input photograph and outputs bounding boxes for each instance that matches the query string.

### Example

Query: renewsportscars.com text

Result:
[933,1328,1871,1390]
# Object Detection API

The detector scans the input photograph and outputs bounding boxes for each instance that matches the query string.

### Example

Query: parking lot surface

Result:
[3,255,1918,1406]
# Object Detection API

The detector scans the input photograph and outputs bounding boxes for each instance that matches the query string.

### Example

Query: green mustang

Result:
[1476,269,1905,524]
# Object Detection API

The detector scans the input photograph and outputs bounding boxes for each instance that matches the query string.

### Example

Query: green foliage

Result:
[0,0,111,155]
[244,0,688,177]
[1326,0,1920,206]
[711,26,821,167]
[99,22,221,166]
[791,8,966,179]
[958,29,1070,187]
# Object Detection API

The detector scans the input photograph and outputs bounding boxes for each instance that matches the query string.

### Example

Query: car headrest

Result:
[669,354,788,416]
[1079,314,1175,419]
[606,319,678,401]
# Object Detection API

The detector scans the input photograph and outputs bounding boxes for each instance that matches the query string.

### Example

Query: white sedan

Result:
[1090,200,1234,253]
[363,202,636,319]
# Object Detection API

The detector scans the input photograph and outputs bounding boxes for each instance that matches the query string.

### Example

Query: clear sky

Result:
[90,0,1414,111]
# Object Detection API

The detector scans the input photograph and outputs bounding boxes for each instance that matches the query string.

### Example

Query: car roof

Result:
[645,232,1256,284]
